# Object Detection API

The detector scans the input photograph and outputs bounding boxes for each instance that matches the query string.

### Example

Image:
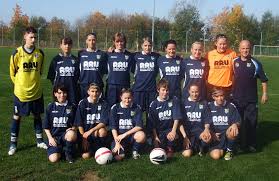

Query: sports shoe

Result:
[65,153,74,164]
[224,151,233,160]
[248,146,257,153]
[8,144,17,156]
[37,142,48,149]
[166,147,174,158]
[132,151,140,159]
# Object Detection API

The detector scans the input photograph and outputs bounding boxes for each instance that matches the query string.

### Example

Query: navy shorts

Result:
[187,130,203,152]
[106,84,129,107]
[13,94,44,116]
[47,133,66,157]
[209,132,226,151]
[157,130,175,149]
[111,134,135,155]
[133,91,156,112]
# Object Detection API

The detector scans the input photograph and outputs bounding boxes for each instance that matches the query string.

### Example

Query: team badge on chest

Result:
[235,62,239,67]
[131,111,135,117]
[66,108,72,114]
[125,55,129,60]
[97,105,101,110]
[199,104,204,109]
[168,102,173,107]
[176,60,180,64]
[247,63,251,67]
[151,56,155,60]
[97,55,101,60]
[71,59,75,64]
[201,62,205,67]
[225,108,229,114]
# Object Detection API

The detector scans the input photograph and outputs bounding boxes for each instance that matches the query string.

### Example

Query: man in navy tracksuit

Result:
[232,40,268,152]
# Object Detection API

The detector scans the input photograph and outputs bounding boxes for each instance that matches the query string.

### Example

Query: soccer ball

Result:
[94,147,113,165]
[149,148,167,165]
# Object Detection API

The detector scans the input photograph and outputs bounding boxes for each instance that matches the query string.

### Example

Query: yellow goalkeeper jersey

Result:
[9,46,44,102]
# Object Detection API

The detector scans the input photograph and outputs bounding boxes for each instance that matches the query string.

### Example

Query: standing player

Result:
[232,40,268,152]
[78,33,107,99]
[43,85,77,163]
[8,26,47,156]
[157,40,183,98]
[75,83,109,159]
[149,79,182,158]
[47,37,80,105]
[106,32,134,107]
[181,42,209,100]
[205,34,237,100]
[180,84,212,158]
[110,89,146,160]
[208,87,241,160]
[132,37,160,134]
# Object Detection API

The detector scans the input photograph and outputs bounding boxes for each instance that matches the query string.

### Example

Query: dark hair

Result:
[215,34,228,42]
[53,85,68,101]
[164,39,177,49]
[60,37,73,45]
[86,32,97,39]
[88,83,101,92]
[157,79,169,90]
[112,32,126,48]
[120,88,133,97]
[188,83,200,90]
[211,86,225,96]
[142,37,152,44]
[25,26,37,34]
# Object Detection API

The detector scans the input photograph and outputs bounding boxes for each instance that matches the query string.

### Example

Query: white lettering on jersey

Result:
[86,113,101,124]
[189,69,204,78]
[158,110,172,120]
[113,62,128,71]
[186,112,202,122]
[165,66,180,75]
[119,119,133,130]
[59,66,75,76]
[212,116,228,125]
[53,117,68,127]
[139,62,154,72]
[83,61,99,71]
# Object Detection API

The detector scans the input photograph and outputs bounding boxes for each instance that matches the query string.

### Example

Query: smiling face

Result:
[212,91,225,106]
[158,86,169,101]
[120,92,133,107]
[114,37,125,51]
[142,40,152,54]
[239,40,251,59]
[54,89,67,103]
[86,34,97,50]
[188,85,199,101]
[215,37,228,53]
[165,43,176,58]
[60,39,72,55]
[191,43,203,59]
[87,87,100,102]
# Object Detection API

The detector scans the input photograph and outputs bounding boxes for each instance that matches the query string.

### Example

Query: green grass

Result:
[1,47,279,180]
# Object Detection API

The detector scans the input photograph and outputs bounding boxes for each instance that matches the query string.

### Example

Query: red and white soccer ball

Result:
[94,147,113,165]
[149,148,167,165]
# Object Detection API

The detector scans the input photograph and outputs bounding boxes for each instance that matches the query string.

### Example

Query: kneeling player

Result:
[180,84,212,158]
[149,79,182,158]
[208,87,240,160]
[110,89,146,160]
[43,85,77,163]
[75,83,109,159]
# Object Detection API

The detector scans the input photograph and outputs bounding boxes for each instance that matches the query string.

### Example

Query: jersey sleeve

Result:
[43,104,52,129]
[172,97,183,120]
[130,52,137,74]
[148,102,158,130]
[133,106,143,128]
[68,104,76,127]
[100,101,109,125]
[9,50,18,83]
[229,103,241,125]
[74,101,84,127]
[203,103,212,125]
[101,52,108,75]
[255,60,268,82]
[39,49,45,75]
[47,56,57,84]
[109,105,118,130]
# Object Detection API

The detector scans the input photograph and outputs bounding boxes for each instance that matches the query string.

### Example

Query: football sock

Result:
[227,139,235,151]
[34,117,44,143]
[133,142,143,152]
[10,118,20,146]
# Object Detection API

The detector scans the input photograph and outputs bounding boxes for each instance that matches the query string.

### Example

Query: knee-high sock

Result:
[34,117,43,143]
[10,118,20,145]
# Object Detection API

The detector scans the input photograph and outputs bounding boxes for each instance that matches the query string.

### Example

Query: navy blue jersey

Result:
[131,52,160,92]
[157,55,183,97]
[181,56,209,100]
[47,54,80,104]
[182,98,211,134]
[233,57,268,103]
[110,102,143,134]
[43,101,76,137]
[106,50,134,86]
[78,49,107,88]
[74,97,109,132]
[149,96,182,133]
[208,101,241,133]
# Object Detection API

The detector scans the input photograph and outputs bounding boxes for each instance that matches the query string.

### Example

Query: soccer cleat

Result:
[37,142,48,149]
[132,151,140,159]
[224,151,233,160]
[8,144,17,156]
[65,153,74,164]
[248,146,257,153]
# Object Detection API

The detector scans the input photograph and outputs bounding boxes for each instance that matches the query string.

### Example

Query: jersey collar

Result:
[55,100,68,106]
[59,53,72,57]
[157,96,169,102]
[214,100,227,107]
[120,101,132,108]
[87,97,99,104]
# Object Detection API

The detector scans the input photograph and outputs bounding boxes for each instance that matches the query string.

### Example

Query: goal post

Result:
[253,45,279,57]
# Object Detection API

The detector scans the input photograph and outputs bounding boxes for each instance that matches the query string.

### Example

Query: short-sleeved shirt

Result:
[43,101,75,137]
[10,46,44,102]
[181,98,211,134]
[208,101,241,133]
[109,102,143,134]
[206,49,237,87]
[233,57,268,103]
[149,96,182,133]
[131,51,160,92]
[74,97,109,132]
